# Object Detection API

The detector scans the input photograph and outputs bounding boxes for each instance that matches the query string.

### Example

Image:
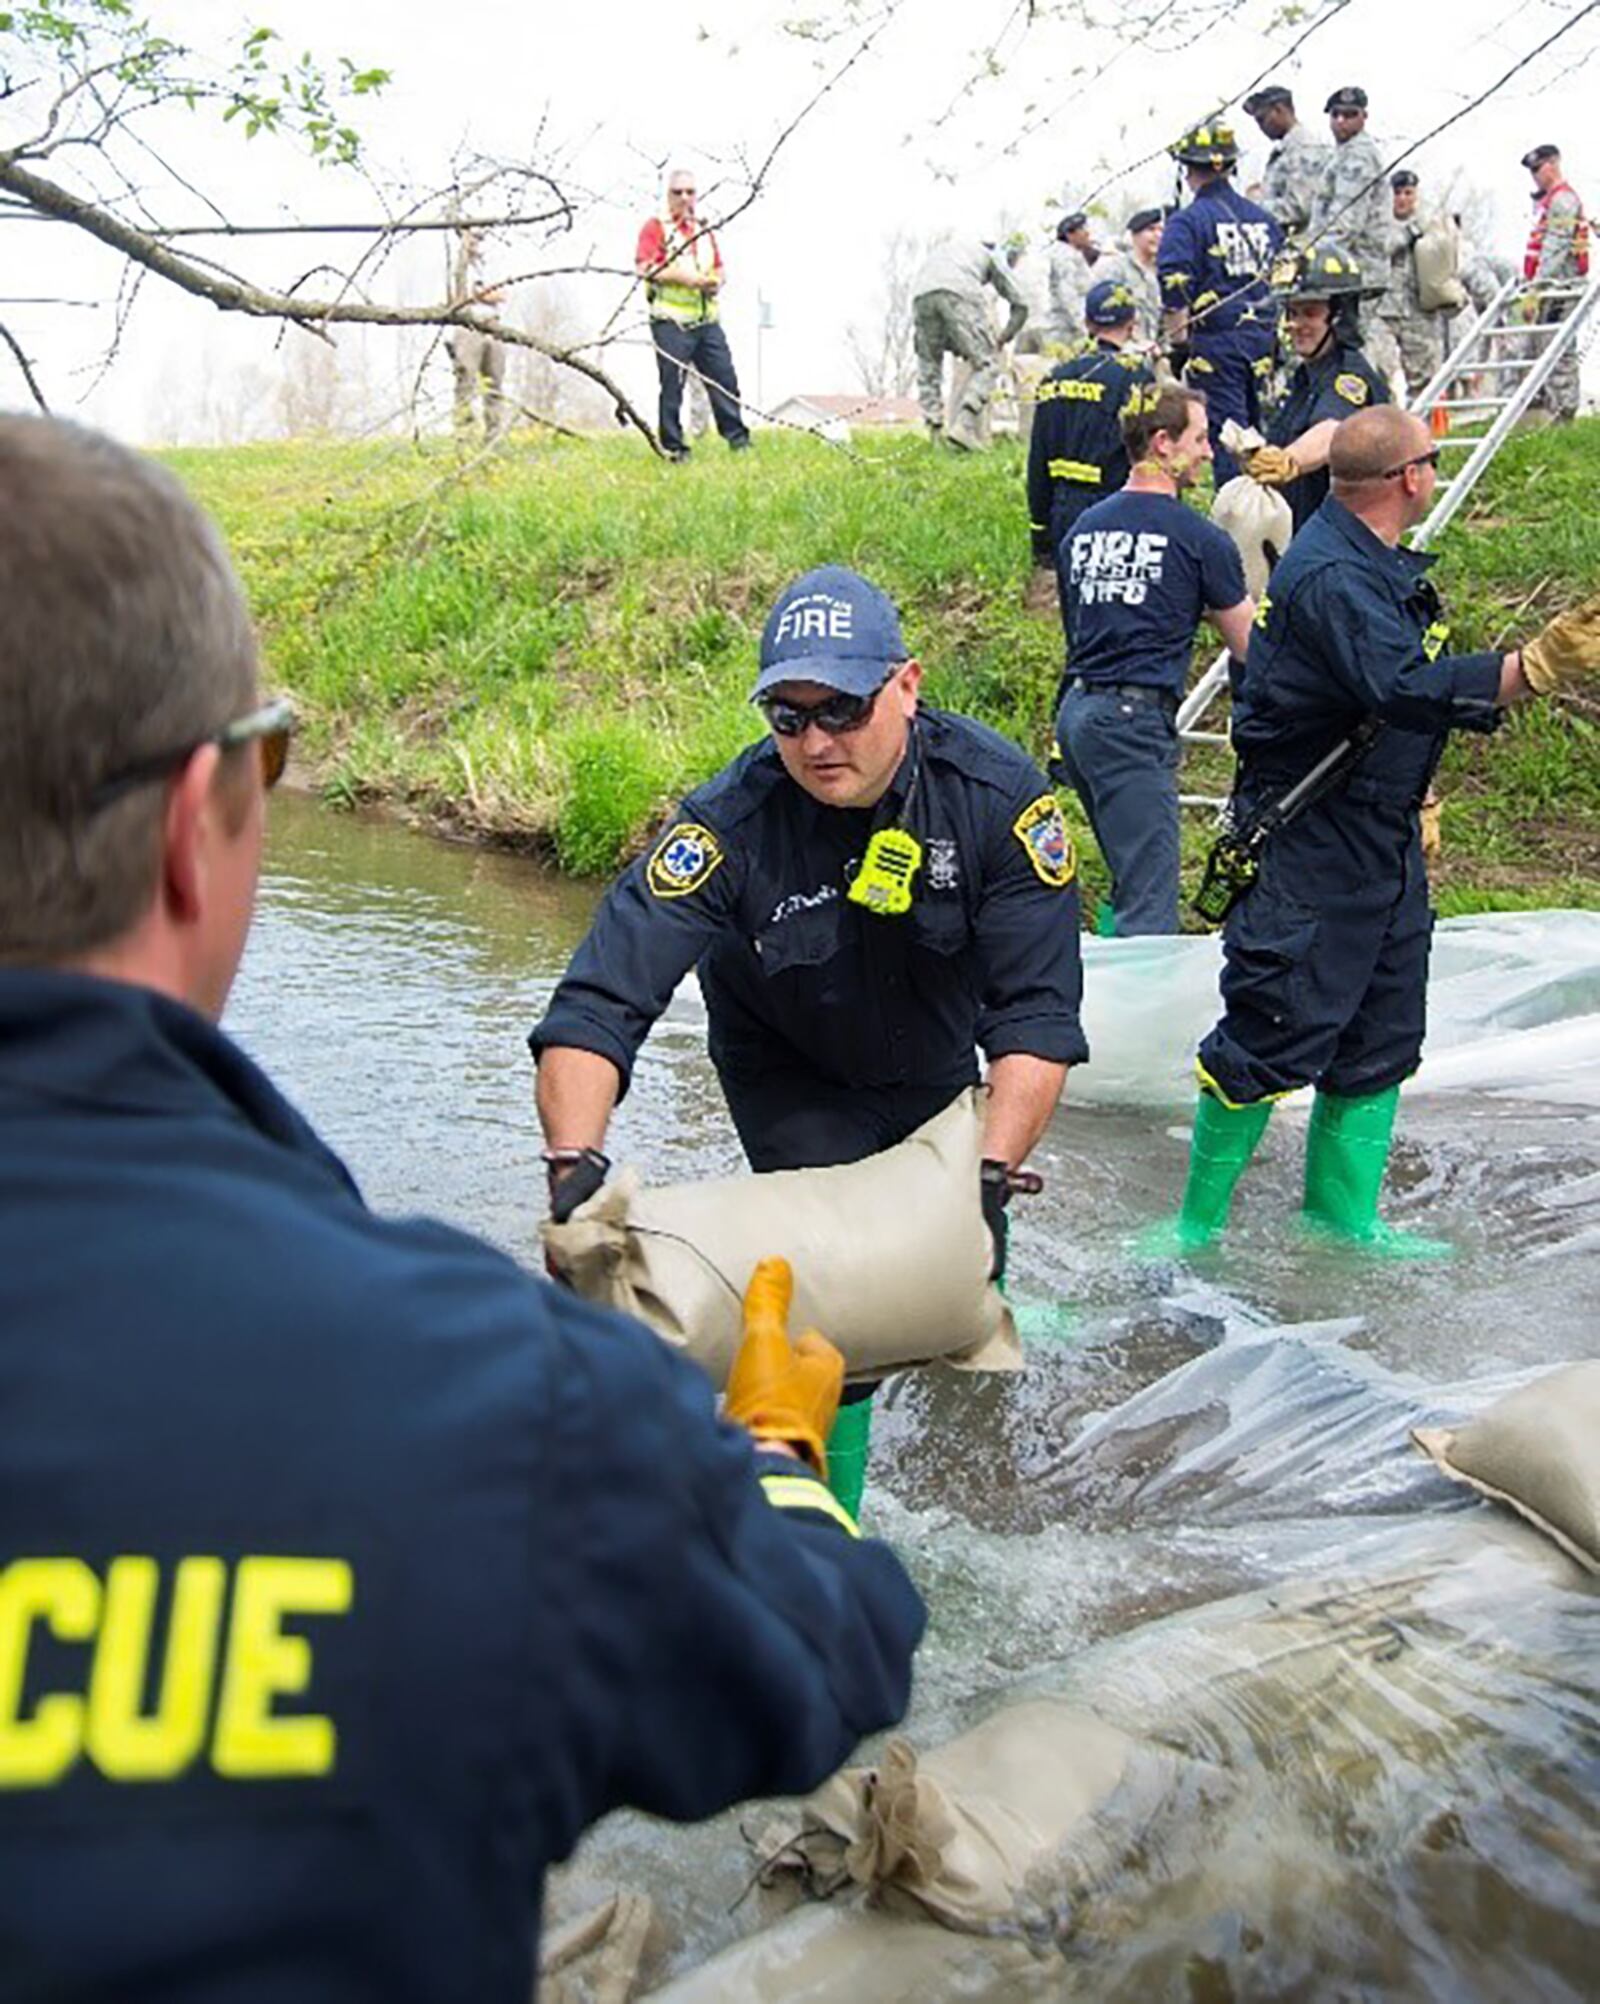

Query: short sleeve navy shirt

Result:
[1062,490,1247,698]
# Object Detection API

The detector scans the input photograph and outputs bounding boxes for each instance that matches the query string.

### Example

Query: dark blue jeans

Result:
[652,317,750,453]
[1054,685,1181,936]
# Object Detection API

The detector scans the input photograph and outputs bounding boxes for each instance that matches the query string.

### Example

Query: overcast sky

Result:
[5,0,1598,440]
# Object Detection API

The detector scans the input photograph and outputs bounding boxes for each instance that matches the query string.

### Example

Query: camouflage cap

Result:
[1521,143,1560,171]
[1324,86,1368,113]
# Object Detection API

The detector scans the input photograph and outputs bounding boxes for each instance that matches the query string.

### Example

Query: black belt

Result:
[1065,678,1177,715]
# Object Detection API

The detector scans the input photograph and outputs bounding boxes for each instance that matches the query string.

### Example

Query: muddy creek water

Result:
[235,794,1600,2002]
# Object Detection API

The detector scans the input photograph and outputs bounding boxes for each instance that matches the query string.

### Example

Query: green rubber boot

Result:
[1302,1086,1452,1259]
[825,1395,874,1520]
[1095,898,1118,939]
[1138,1090,1273,1257]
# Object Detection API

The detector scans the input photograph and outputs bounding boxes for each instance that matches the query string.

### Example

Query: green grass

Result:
[164,420,1600,914]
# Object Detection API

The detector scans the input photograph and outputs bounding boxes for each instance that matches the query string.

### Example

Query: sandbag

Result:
[1210,474,1291,604]
[756,1698,1138,1930]
[542,1090,1020,1390]
[1412,1359,1600,1573]
[1414,214,1465,313]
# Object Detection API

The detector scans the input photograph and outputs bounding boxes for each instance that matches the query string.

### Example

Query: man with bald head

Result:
[1164,403,1600,1253]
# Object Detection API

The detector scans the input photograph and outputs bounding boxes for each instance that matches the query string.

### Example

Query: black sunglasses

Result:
[87,696,296,814]
[1382,450,1440,479]
[758,680,887,738]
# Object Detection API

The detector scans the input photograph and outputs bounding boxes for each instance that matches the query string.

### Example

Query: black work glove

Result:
[545,1147,610,1225]
[980,1158,1012,1286]
[1166,341,1192,378]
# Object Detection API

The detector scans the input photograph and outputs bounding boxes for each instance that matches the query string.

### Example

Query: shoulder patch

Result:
[1334,372,1370,407]
[1012,793,1076,889]
[646,822,725,899]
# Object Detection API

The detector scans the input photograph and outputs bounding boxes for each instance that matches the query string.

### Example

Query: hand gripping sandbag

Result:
[1412,1360,1600,1574]
[541,1089,1019,1389]
[1210,473,1291,605]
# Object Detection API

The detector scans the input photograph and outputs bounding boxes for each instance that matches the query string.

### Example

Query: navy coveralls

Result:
[1054,490,1248,935]
[0,971,924,2001]
[531,708,1088,1172]
[1268,338,1390,536]
[1198,499,1503,1106]
[1157,182,1282,483]
[1025,340,1157,602]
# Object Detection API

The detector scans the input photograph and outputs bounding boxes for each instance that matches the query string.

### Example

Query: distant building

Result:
[767,393,923,442]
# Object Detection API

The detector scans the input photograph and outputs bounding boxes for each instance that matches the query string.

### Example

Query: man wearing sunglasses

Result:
[0,418,923,1997]
[1167,404,1600,1254]
[531,565,1089,1511]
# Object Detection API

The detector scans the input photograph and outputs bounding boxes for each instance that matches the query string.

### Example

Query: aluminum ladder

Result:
[1176,269,1600,805]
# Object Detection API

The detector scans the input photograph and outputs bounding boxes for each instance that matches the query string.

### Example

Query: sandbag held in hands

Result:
[542,1090,1020,1388]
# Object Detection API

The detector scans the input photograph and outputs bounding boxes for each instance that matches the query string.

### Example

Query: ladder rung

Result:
[1434,398,1509,411]
[1437,435,1479,447]
[1179,731,1230,747]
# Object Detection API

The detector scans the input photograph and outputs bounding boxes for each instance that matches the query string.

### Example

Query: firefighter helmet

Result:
[1169,120,1240,171]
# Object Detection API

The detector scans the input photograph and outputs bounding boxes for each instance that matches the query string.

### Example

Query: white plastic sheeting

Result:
[1072,909,1600,1108]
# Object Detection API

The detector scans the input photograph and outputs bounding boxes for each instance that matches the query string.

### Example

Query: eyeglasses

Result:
[758,680,887,738]
[669,186,696,197]
[87,696,296,813]
[1382,450,1440,479]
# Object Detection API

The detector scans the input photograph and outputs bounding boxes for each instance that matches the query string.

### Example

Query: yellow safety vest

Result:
[647,215,720,324]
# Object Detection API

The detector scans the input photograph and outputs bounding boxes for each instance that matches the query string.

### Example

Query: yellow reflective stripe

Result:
[760,1473,861,1539]
[1194,1059,1297,1110]
[1047,459,1102,483]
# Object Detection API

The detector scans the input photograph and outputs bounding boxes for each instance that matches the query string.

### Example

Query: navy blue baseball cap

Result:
[753,566,908,698]
[1085,278,1138,327]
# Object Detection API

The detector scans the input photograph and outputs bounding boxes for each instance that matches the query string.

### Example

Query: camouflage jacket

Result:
[1309,132,1388,282]
[1261,122,1332,237]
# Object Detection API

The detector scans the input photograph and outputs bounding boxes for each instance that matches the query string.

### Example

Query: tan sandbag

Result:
[1412,1360,1600,1574]
[541,1890,655,2003]
[769,1698,1136,1930]
[1414,214,1465,314]
[1210,473,1291,605]
[542,1090,1019,1390]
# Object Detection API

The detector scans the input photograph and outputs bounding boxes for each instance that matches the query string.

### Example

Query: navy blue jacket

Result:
[531,708,1089,1101]
[0,971,924,2002]
[1235,496,1503,820]
[1156,181,1281,350]
[1268,339,1390,532]
[1026,343,1156,560]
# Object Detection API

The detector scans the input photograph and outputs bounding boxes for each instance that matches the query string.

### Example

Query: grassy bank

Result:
[167,421,1600,915]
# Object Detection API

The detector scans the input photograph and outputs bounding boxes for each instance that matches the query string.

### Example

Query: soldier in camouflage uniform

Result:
[1046,212,1102,353]
[1308,87,1399,387]
[447,228,510,446]
[1522,143,1590,422]
[911,234,1030,448]
[1243,85,1331,239]
[1379,171,1446,404]
[1099,207,1165,351]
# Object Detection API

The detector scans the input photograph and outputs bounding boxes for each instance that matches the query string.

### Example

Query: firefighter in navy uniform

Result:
[1246,247,1389,536]
[1160,405,1600,1254]
[1026,277,1157,626]
[0,416,925,2003]
[532,566,1088,1516]
[1157,120,1283,484]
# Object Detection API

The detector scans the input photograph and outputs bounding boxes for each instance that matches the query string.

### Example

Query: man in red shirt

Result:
[636,168,752,460]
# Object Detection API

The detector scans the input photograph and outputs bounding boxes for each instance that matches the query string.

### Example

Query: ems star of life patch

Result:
[647,822,725,899]
[1012,793,1076,888]
[1334,372,1370,406]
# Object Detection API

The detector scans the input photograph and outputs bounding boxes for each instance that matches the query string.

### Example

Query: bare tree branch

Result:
[0,317,51,410]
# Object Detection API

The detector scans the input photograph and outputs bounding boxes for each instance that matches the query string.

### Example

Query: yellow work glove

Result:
[723,1257,844,1477]
[1246,445,1301,488]
[1522,593,1600,696]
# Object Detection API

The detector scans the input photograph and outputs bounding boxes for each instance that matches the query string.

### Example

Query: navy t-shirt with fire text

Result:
[1062,490,1247,699]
